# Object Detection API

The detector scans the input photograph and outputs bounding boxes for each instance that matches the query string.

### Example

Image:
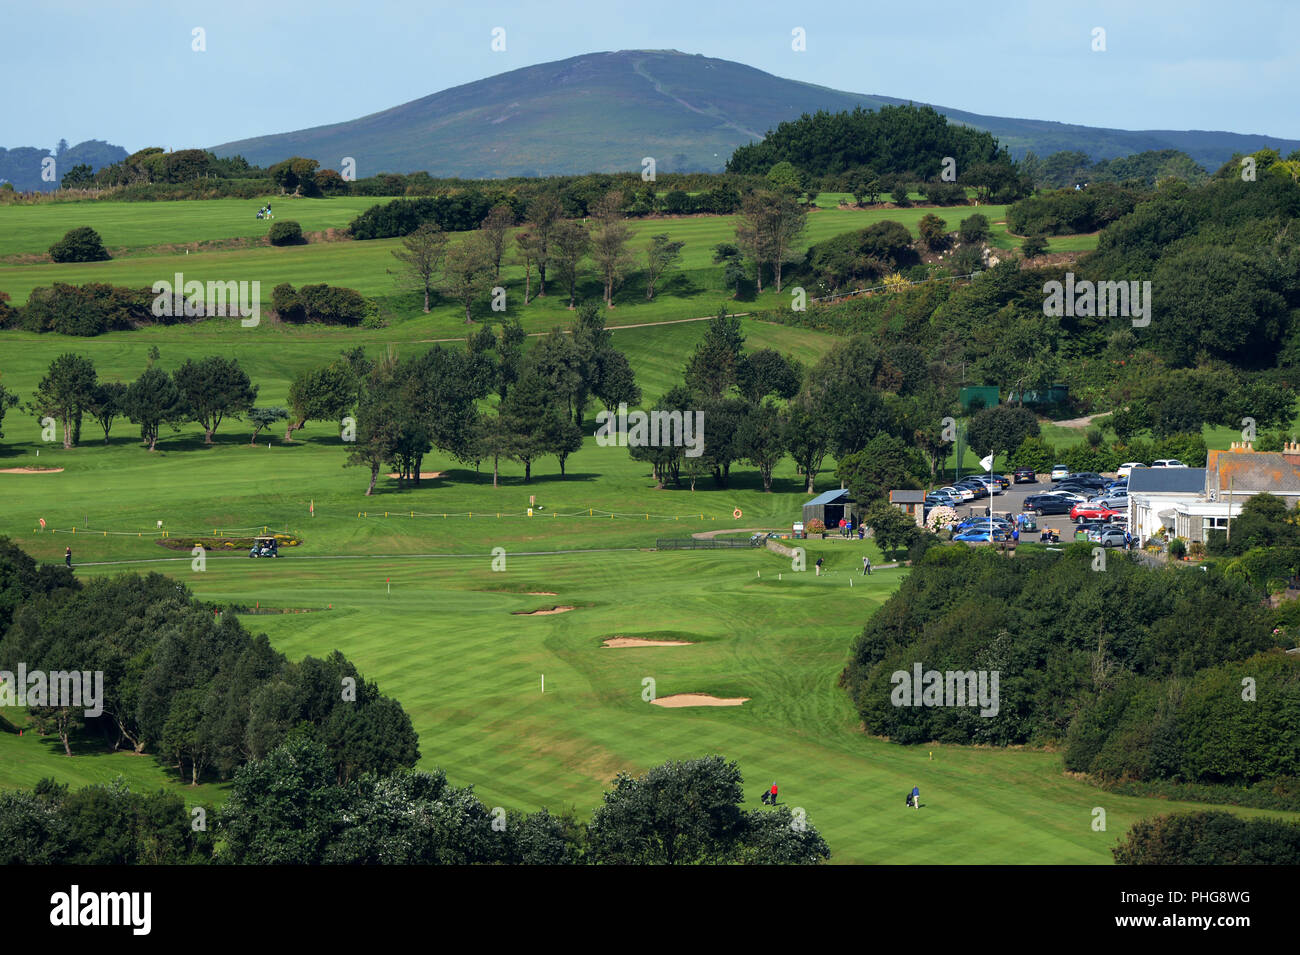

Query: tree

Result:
[480,203,515,280]
[86,380,127,443]
[526,192,563,295]
[958,213,990,244]
[685,306,745,399]
[31,353,97,449]
[738,400,785,491]
[48,226,109,263]
[122,366,187,450]
[766,161,803,196]
[738,189,807,293]
[514,230,540,304]
[285,355,361,442]
[569,302,611,425]
[1022,234,1048,258]
[644,234,685,300]
[268,156,320,196]
[499,365,566,482]
[863,501,920,560]
[589,191,633,307]
[60,164,94,189]
[173,356,258,444]
[836,434,926,505]
[713,243,748,298]
[0,380,18,441]
[441,234,495,323]
[587,756,828,865]
[551,220,591,309]
[737,349,801,404]
[783,393,831,493]
[918,213,948,250]
[389,223,448,312]
[248,406,289,445]
[966,404,1040,470]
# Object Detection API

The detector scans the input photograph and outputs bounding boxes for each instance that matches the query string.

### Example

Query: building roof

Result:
[889,489,926,503]
[1206,449,1300,496]
[1127,467,1207,494]
[804,488,852,508]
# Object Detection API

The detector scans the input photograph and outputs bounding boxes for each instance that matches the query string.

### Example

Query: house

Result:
[1127,466,1208,543]
[802,488,856,530]
[889,489,927,527]
[1128,443,1300,545]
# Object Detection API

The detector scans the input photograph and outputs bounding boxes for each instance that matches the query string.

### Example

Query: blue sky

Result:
[5,0,1297,152]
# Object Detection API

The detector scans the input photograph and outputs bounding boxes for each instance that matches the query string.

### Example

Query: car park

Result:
[1013,467,1036,484]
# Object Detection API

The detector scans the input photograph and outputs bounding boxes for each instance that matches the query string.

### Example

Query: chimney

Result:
[1229,441,1254,453]
[1284,441,1300,466]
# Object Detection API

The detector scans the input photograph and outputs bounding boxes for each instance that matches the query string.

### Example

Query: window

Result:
[1202,516,1229,533]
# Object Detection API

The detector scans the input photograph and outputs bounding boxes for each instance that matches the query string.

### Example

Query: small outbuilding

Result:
[803,488,856,530]
[889,489,927,527]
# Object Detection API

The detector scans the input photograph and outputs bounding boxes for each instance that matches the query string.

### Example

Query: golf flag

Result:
[980,453,994,472]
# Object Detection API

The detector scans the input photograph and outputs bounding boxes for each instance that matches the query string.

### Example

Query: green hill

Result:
[209,49,1300,177]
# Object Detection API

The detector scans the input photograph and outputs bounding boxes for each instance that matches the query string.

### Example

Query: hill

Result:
[208,50,1300,178]
[0,139,127,192]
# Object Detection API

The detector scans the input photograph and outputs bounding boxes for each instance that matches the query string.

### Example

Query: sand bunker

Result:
[603,637,693,648]
[0,467,64,474]
[651,694,749,707]
[386,471,444,479]
[512,605,575,615]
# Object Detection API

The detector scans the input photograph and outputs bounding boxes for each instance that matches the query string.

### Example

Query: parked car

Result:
[1093,492,1128,509]
[1070,503,1122,522]
[1049,465,1071,481]
[1151,459,1187,468]
[1024,496,1073,515]
[1013,467,1037,484]
[954,527,1008,543]
[942,485,976,501]
[955,480,989,498]
[1117,462,1145,479]
[1042,489,1087,502]
[1097,526,1128,547]
[990,473,1011,490]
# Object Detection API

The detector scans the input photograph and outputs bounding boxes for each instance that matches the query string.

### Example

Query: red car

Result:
[1070,503,1121,522]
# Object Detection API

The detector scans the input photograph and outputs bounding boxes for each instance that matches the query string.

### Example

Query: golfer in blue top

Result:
[911,786,920,810]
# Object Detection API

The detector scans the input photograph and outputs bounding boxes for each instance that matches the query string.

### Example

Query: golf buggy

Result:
[248,535,281,558]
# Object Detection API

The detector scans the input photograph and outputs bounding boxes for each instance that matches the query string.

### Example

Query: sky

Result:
[4,0,1298,153]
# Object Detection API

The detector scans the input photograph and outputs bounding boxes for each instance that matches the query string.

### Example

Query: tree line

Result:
[0,539,418,782]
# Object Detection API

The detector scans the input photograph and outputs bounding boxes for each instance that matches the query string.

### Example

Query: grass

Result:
[2,403,1296,864]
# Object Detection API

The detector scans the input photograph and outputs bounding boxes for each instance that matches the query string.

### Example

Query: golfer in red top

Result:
[769,782,778,804]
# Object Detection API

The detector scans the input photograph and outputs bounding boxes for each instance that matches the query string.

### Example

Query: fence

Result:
[655,538,759,550]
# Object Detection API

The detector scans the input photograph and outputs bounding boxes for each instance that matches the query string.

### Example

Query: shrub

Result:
[1009,436,1056,474]
[271,283,366,325]
[268,220,304,246]
[957,213,990,244]
[1168,538,1187,558]
[49,226,109,263]
[1021,234,1049,258]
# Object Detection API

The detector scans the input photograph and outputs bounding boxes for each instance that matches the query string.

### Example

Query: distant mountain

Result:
[209,50,1300,179]
[0,140,127,192]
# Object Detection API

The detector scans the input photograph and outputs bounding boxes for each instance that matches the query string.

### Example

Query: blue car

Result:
[953,526,1008,542]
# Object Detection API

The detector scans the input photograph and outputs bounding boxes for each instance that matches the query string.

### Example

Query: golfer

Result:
[65,547,72,568]
[911,785,920,810]
[769,782,778,806]
[815,556,824,576]
[863,556,872,576]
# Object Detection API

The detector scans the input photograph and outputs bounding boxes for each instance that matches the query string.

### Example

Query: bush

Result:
[1021,234,1049,258]
[920,182,967,206]
[1113,811,1300,864]
[958,213,990,244]
[1009,435,1056,473]
[268,220,304,246]
[271,282,365,325]
[48,226,109,263]
[1168,538,1187,558]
